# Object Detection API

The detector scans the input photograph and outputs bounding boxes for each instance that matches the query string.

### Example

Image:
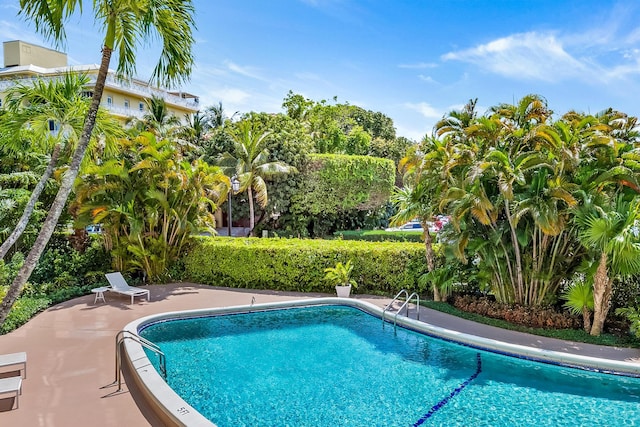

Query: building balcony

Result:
[0,73,199,111]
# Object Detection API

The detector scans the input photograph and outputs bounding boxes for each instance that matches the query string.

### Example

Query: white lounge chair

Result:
[105,272,150,304]
[0,352,26,379]
[0,376,22,410]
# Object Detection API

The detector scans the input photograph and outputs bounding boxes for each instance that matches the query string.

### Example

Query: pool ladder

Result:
[382,289,420,329]
[102,330,167,392]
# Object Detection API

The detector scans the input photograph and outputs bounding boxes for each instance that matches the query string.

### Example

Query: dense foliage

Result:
[0,233,112,332]
[184,237,428,295]
[200,95,407,237]
[394,95,640,335]
[72,133,229,281]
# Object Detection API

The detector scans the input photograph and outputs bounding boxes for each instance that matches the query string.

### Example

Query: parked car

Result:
[386,216,450,233]
[86,224,103,234]
[385,221,423,232]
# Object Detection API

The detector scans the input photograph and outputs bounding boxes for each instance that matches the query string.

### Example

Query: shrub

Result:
[333,230,424,243]
[183,236,428,295]
[0,286,51,334]
[28,233,111,296]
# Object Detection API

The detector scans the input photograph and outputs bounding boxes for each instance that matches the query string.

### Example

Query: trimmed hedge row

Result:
[184,237,428,295]
[333,230,424,243]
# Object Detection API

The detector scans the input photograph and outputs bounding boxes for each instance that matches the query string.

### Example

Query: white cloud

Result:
[224,60,266,81]
[418,74,438,84]
[404,102,442,119]
[395,123,428,142]
[442,32,586,82]
[210,87,251,107]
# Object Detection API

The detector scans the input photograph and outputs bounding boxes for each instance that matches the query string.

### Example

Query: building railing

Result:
[97,74,199,109]
[0,73,199,110]
[103,105,145,119]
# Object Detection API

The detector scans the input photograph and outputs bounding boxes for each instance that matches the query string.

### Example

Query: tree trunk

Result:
[0,47,113,327]
[505,201,524,304]
[422,221,441,301]
[582,306,592,333]
[590,251,612,336]
[248,185,255,236]
[0,143,63,261]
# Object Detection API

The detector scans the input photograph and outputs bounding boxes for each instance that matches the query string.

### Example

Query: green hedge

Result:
[292,154,395,214]
[333,230,424,243]
[184,237,428,295]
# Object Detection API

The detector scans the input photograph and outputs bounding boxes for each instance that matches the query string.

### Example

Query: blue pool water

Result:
[139,306,640,426]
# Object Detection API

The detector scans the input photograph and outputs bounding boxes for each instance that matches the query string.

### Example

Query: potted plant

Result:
[324,259,358,297]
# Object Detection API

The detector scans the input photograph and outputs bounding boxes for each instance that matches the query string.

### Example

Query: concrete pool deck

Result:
[0,283,639,426]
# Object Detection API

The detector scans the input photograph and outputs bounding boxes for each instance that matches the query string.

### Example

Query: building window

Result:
[82,91,94,98]
[106,96,113,106]
[124,99,130,109]
[139,102,144,112]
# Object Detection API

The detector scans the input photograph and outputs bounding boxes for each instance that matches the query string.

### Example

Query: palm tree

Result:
[0,74,122,261]
[0,0,196,326]
[219,121,297,234]
[129,95,182,138]
[561,271,595,333]
[574,196,640,335]
[392,136,453,301]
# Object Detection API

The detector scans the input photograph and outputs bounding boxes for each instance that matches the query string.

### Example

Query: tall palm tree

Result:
[219,121,296,234]
[0,0,196,326]
[0,74,122,261]
[392,136,453,301]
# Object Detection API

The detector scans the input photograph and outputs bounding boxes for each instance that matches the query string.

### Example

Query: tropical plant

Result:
[615,306,640,339]
[561,275,594,332]
[0,0,196,326]
[73,132,228,280]
[574,196,640,335]
[324,260,358,288]
[435,95,585,306]
[128,95,182,139]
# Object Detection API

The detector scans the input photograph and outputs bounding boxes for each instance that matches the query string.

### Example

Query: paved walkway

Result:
[0,283,639,426]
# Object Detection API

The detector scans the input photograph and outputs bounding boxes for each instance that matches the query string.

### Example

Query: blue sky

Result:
[2,1,640,141]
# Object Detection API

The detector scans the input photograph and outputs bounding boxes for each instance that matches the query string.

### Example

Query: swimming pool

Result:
[126,301,640,426]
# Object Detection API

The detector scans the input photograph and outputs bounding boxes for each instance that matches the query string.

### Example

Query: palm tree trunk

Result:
[0,47,113,326]
[504,200,524,304]
[582,306,592,333]
[248,186,255,236]
[0,143,62,261]
[590,251,612,336]
[421,221,441,301]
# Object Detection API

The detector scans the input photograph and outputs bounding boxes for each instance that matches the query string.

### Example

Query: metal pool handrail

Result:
[382,289,409,325]
[394,292,420,327]
[103,330,166,392]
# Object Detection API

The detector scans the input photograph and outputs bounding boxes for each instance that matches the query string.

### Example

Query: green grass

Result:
[421,300,640,348]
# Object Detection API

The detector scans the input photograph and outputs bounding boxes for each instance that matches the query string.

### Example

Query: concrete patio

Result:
[0,283,639,426]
